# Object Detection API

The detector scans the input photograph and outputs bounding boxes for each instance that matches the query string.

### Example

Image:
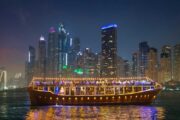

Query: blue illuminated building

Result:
[100,24,118,77]
[101,24,117,30]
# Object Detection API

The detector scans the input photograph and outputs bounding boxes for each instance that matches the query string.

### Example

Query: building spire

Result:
[49,27,56,33]
[58,23,66,33]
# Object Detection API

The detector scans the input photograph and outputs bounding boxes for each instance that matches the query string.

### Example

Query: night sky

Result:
[0,0,180,78]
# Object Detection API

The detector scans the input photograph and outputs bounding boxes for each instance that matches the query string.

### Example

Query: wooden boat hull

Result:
[28,87,161,106]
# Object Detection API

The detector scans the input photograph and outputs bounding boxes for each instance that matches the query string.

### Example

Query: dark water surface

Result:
[0,89,179,120]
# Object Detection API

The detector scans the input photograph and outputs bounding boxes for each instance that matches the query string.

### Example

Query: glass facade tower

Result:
[100,24,117,77]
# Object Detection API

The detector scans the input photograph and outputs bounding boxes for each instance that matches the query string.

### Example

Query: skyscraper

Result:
[68,37,81,67]
[58,24,68,70]
[173,44,180,81]
[26,46,36,85]
[117,57,131,77]
[139,41,149,76]
[72,37,80,53]
[82,48,98,77]
[47,24,71,77]
[117,56,125,77]
[146,48,158,81]
[73,48,98,77]
[38,35,46,77]
[100,24,117,77]
[47,27,59,76]
[132,52,139,76]
[159,45,172,83]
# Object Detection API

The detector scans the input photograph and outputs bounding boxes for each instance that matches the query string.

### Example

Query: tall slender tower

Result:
[173,44,180,81]
[47,24,71,77]
[159,45,172,83]
[132,52,139,76]
[58,23,69,71]
[100,24,117,77]
[47,27,59,76]
[38,35,46,77]
[69,37,80,66]
[139,41,149,76]
[26,46,36,85]
[73,37,80,53]
[146,48,158,81]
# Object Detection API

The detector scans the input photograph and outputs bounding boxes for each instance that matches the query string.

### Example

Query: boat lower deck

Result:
[28,88,161,106]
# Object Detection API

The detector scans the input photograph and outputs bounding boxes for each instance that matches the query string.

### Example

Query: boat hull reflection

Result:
[26,105,165,120]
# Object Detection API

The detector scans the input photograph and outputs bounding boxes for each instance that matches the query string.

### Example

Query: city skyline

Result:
[0,0,180,78]
[0,1,180,120]
[24,23,180,83]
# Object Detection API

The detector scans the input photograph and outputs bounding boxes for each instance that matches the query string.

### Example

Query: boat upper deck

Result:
[29,77,162,96]
[30,76,157,86]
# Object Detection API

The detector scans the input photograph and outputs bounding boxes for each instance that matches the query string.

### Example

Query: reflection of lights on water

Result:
[26,106,165,120]
[0,105,8,118]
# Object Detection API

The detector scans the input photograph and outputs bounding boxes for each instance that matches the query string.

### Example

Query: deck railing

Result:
[30,76,162,96]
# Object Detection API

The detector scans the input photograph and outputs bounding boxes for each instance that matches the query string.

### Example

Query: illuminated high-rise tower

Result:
[139,41,149,76]
[100,24,117,77]
[58,23,69,71]
[82,48,98,77]
[73,37,80,53]
[132,52,139,76]
[146,48,158,81]
[173,44,180,81]
[47,24,71,76]
[25,46,36,85]
[28,46,36,66]
[38,35,46,77]
[47,27,59,76]
[159,45,172,83]
[68,37,81,67]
